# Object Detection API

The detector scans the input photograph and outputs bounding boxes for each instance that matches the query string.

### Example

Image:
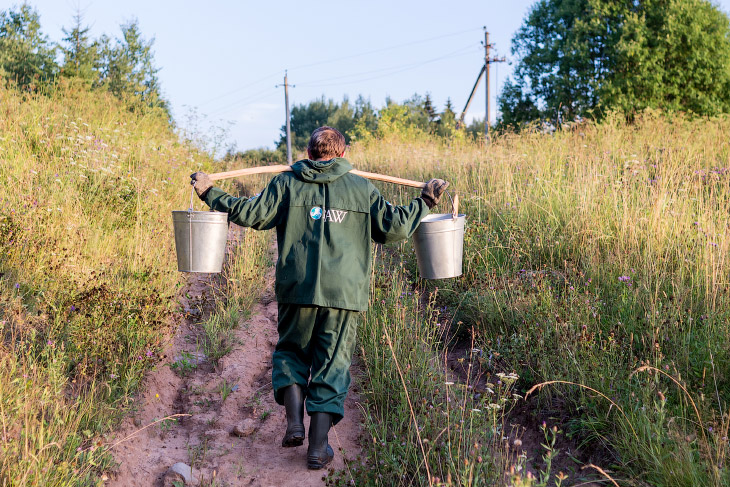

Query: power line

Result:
[207,87,280,116]
[197,71,282,107]
[198,27,481,109]
[296,44,479,88]
[208,91,281,118]
[287,26,481,72]
[208,44,479,116]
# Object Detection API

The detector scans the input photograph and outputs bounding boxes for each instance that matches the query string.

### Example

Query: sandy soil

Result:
[109,238,362,486]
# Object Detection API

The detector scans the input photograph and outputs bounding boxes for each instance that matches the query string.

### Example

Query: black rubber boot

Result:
[281,384,305,447]
[307,412,334,469]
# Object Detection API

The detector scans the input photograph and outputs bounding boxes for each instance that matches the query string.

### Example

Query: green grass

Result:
[199,227,269,363]
[4,79,729,486]
[0,82,270,486]
[344,113,730,486]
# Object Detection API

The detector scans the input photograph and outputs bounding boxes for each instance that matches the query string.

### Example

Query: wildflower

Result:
[110,373,118,379]
[14,283,19,289]
[145,350,154,358]
[496,372,519,385]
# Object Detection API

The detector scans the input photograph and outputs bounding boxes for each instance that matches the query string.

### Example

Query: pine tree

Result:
[443,98,455,118]
[423,92,437,123]
[60,10,99,84]
[98,20,166,112]
[0,4,58,91]
[434,98,456,137]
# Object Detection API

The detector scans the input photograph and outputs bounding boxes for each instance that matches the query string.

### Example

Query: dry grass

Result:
[0,82,268,486]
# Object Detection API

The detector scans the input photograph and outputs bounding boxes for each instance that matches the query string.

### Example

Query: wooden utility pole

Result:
[277,72,294,163]
[457,65,485,128]
[283,71,292,163]
[483,27,506,143]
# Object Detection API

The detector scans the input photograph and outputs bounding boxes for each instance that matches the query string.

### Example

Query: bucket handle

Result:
[444,191,459,219]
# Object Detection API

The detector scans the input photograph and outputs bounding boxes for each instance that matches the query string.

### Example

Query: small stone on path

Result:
[230,418,257,437]
[163,462,197,486]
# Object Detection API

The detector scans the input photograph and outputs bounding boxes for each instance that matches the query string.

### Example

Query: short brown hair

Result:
[307,126,346,160]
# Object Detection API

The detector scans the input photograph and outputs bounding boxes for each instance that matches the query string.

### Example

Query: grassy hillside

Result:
[347,113,730,486]
[0,82,271,486]
[3,80,729,487]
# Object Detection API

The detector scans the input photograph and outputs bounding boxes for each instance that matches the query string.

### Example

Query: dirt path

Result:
[110,238,362,486]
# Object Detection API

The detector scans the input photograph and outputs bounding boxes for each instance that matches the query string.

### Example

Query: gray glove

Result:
[420,179,449,209]
[190,172,213,200]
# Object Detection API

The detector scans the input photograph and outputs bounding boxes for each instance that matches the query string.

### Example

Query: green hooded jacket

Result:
[203,157,429,311]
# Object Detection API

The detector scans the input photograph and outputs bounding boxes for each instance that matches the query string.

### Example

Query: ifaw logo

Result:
[324,209,348,223]
[310,207,348,223]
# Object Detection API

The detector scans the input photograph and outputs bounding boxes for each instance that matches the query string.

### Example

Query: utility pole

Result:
[457,65,485,128]
[276,71,294,163]
[284,71,292,163]
[482,27,506,143]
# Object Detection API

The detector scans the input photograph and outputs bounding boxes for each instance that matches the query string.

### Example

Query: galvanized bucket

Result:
[413,195,465,279]
[172,210,229,273]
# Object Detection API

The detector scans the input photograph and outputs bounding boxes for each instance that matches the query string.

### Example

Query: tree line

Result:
[231,0,730,161]
[9,0,730,155]
[0,4,166,113]
[226,93,487,163]
[499,0,730,127]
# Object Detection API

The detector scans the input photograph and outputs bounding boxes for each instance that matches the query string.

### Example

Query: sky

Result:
[18,0,730,153]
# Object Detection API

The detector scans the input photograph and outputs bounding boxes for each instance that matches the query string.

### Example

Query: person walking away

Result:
[190,126,448,469]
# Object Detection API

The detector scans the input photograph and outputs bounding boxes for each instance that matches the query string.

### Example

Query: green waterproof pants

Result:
[272,304,358,425]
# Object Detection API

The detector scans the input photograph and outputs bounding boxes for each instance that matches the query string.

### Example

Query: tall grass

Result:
[0,82,267,485]
[346,112,730,485]
[199,225,271,363]
[339,249,519,486]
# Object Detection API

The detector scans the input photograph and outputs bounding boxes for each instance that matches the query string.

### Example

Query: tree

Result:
[497,78,541,128]
[351,95,378,137]
[98,20,167,111]
[60,10,99,84]
[435,98,458,137]
[327,97,357,141]
[500,0,730,126]
[423,92,437,123]
[277,97,340,151]
[443,98,455,118]
[606,0,730,116]
[0,4,58,91]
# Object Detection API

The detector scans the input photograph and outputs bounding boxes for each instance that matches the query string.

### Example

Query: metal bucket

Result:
[413,213,466,279]
[172,210,229,273]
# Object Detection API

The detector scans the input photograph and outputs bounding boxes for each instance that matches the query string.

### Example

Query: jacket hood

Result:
[290,157,353,183]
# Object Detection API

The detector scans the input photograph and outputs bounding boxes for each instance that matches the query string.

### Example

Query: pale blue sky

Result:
[19,0,730,152]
